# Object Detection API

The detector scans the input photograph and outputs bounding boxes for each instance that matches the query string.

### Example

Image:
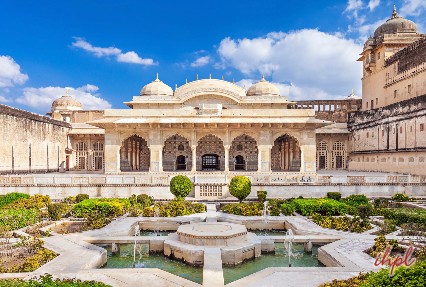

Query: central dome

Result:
[140,74,173,96]
[373,6,417,39]
[247,75,280,96]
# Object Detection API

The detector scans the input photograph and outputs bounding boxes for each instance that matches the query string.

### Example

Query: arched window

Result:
[332,141,346,169]
[317,141,328,170]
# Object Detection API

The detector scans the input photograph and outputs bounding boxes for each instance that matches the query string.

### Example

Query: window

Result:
[400,126,403,133]
[377,52,381,60]
[394,90,397,98]
[376,98,378,105]
[367,132,369,138]
[366,102,369,109]
[421,124,425,131]
[372,131,374,138]
[371,100,374,109]
[408,85,412,94]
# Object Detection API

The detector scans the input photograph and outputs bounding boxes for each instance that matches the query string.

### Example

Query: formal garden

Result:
[0,175,425,286]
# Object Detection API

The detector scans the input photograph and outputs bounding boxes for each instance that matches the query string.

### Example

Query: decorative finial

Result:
[209,74,212,79]
[391,5,399,18]
[261,74,265,81]
[186,78,188,84]
[175,84,178,90]
[65,89,69,97]
[156,72,159,80]
[232,78,235,84]
[351,88,354,96]
[196,74,198,80]
[222,75,224,80]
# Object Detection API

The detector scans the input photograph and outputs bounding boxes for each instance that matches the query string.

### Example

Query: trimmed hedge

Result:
[47,203,71,221]
[257,190,267,203]
[382,208,426,225]
[0,274,111,287]
[292,198,347,216]
[72,198,130,218]
[0,193,30,208]
[75,194,89,203]
[343,194,369,206]
[326,192,342,201]
[312,213,371,233]
[0,208,38,230]
[221,202,263,216]
[142,200,205,217]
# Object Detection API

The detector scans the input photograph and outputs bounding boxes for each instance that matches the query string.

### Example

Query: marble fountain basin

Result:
[164,222,261,266]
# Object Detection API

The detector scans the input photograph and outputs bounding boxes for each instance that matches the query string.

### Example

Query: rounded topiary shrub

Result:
[229,176,251,202]
[326,192,341,201]
[170,175,193,199]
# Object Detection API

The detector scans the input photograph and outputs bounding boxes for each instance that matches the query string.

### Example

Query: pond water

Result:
[223,243,324,284]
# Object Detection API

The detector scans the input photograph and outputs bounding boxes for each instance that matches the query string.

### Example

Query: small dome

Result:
[373,6,417,39]
[140,74,173,96]
[246,75,280,96]
[51,93,83,112]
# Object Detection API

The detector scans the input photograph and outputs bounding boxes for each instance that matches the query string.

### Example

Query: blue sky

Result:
[0,0,425,113]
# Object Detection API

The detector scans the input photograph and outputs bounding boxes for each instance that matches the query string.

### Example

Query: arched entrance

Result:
[163,134,191,171]
[176,155,187,170]
[197,134,225,171]
[230,134,258,171]
[271,134,301,171]
[120,135,150,171]
[75,141,88,170]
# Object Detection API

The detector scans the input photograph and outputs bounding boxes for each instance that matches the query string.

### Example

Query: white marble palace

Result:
[61,75,330,175]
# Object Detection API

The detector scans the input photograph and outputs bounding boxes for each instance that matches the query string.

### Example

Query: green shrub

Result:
[72,198,130,218]
[170,175,193,199]
[229,176,251,202]
[7,194,51,211]
[221,202,263,216]
[142,200,205,217]
[391,193,409,202]
[382,208,426,226]
[257,190,267,202]
[293,198,347,216]
[0,208,38,230]
[318,273,368,287]
[343,194,369,206]
[326,192,342,201]
[137,194,153,207]
[47,203,71,221]
[360,260,426,287]
[267,199,285,216]
[0,192,30,208]
[75,193,89,203]
[280,202,296,216]
[84,210,112,229]
[0,274,112,286]
[357,204,373,219]
[312,213,371,233]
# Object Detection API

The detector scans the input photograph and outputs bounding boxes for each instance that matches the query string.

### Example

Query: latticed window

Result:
[93,141,104,170]
[75,141,88,170]
[332,141,346,169]
[317,141,328,169]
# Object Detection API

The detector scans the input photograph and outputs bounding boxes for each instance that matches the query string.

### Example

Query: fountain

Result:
[164,222,261,266]
[154,206,160,236]
[284,229,300,267]
[133,224,140,262]
[262,201,269,235]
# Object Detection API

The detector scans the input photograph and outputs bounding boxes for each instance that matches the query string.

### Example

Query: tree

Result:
[229,176,251,202]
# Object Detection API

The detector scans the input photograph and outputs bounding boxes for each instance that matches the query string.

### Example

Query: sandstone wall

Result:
[0,105,70,174]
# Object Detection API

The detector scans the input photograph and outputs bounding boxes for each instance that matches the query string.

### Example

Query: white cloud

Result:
[0,95,13,103]
[368,0,380,11]
[190,56,211,67]
[217,29,362,99]
[72,37,157,66]
[16,85,112,111]
[400,0,426,17]
[0,55,28,88]
[345,0,363,12]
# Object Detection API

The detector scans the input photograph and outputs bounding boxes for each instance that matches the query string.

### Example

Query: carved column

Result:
[191,145,197,172]
[258,145,272,172]
[104,131,121,174]
[224,145,230,172]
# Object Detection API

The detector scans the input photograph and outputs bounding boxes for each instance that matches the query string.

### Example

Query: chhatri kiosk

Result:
[89,75,329,190]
